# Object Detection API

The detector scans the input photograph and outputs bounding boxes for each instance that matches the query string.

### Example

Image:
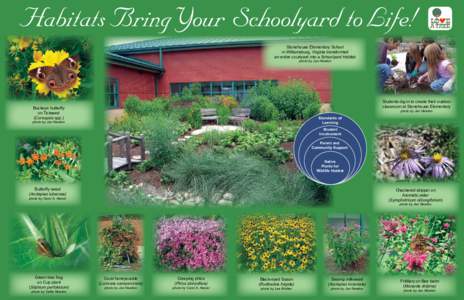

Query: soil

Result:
[281,142,298,172]
[129,169,163,188]
[325,253,368,274]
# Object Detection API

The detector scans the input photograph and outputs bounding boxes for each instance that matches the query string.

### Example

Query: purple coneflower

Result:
[421,153,454,179]
[391,147,424,178]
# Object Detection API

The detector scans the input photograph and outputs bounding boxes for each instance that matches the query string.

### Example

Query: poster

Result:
[0,1,461,300]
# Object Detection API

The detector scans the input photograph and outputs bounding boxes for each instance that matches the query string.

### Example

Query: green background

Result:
[0,0,462,300]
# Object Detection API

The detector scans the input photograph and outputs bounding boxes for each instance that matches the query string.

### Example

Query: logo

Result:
[428,7,452,30]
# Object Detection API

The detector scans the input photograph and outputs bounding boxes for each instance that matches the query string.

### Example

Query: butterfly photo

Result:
[7,36,92,100]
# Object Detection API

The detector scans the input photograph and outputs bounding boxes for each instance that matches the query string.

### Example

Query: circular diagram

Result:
[294,112,366,185]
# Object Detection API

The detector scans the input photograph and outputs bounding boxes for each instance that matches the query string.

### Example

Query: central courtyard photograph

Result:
[104,37,332,206]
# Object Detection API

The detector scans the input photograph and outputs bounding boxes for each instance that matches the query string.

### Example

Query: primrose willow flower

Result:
[391,147,424,178]
[421,153,455,179]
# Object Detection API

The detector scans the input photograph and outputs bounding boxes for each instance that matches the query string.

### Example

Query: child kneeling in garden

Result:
[377,37,402,90]
[418,43,455,93]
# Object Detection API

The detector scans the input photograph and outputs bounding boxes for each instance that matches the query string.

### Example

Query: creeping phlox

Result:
[239,215,315,272]
[17,140,81,182]
[156,217,225,271]
[378,215,456,275]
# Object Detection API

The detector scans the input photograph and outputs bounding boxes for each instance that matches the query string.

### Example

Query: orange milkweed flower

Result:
[17,157,26,165]
[31,153,39,161]
[54,160,62,166]
[40,153,48,162]
[26,158,34,166]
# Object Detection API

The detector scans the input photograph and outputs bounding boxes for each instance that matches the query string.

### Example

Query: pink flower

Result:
[404,251,428,271]
[381,219,407,237]
[399,225,408,233]
[443,223,450,229]
[431,237,438,243]
[445,263,456,274]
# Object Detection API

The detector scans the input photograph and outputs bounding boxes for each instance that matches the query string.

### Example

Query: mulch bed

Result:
[129,169,163,188]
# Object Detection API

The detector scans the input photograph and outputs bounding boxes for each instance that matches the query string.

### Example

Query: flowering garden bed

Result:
[16,138,81,182]
[326,219,368,274]
[376,125,457,181]
[378,214,456,274]
[238,215,316,272]
[155,217,225,272]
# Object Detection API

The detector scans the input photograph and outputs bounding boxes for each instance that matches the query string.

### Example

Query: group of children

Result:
[378,37,455,93]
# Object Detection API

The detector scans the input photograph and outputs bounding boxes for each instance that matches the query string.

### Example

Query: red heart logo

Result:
[439,18,446,23]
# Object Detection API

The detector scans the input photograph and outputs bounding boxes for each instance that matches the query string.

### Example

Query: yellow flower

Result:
[33,50,43,62]
[10,36,32,50]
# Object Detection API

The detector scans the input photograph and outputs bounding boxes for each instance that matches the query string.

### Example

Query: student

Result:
[377,37,402,90]
[418,43,455,93]
[405,43,425,79]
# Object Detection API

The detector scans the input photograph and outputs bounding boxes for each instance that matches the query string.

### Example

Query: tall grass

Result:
[163,151,329,206]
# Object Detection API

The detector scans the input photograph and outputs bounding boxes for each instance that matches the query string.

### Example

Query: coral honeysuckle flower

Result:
[28,50,81,99]
[31,153,39,161]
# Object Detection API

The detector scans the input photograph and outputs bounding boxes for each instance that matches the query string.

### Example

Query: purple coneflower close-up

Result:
[421,153,455,179]
[391,147,424,178]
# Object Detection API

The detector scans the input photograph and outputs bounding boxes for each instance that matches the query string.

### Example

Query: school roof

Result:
[106,52,164,73]
[106,37,271,54]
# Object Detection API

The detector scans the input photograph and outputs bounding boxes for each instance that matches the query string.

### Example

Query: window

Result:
[106,78,120,109]
[170,80,277,101]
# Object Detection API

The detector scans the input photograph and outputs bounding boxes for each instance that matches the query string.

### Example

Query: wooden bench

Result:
[229,108,251,124]
[106,132,146,172]
[201,108,219,124]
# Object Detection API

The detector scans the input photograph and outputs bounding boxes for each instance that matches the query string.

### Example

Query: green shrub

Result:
[217,106,231,125]
[270,80,320,119]
[245,143,290,164]
[242,96,279,121]
[124,96,170,116]
[302,101,321,119]
[248,80,321,120]
[108,113,144,135]
[143,115,182,168]
[241,119,259,132]
[187,103,202,129]
[258,121,278,133]
[124,96,145,115]
[181,83,202,98]
[327,225,367,270]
